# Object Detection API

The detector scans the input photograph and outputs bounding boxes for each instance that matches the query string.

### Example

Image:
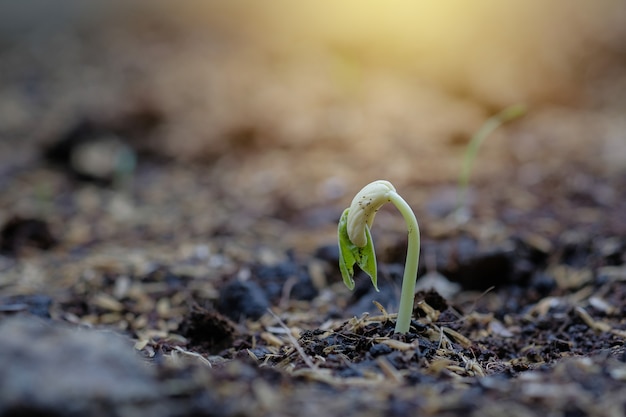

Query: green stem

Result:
[388,192,421,333]
[456,104,527,221]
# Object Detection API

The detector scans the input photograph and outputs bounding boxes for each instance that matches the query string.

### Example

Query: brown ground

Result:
[1,3,626,417]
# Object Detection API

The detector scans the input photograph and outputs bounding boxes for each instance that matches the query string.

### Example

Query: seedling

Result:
[456,104,527,223]
[338,180,420,333]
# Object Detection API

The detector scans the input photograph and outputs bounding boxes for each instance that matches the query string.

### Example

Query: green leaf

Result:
[359,224,378,291]
[338,208,379,292]
[338,209,356,290]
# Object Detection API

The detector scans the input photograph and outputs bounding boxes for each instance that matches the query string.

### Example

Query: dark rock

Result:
[442,245,515,290]
[426,234,545,291]
[0,216,57,255]
[369,343,392,357]
[217,280,269,321]
[415,289,448,312]
[180,306,238,355]
[0,294,52,318]
[529,273,557,297]
[314,244,340,265]
[252,260,318,302]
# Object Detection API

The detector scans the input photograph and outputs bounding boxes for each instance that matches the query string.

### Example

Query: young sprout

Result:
[338,180,420,333]
[456,104,527,223]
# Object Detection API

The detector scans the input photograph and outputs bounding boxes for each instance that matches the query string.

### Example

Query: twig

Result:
[268,308,316,369]
[172,346,212,367]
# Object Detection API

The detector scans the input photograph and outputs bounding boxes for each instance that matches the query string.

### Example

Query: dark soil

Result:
[1,4,626,417]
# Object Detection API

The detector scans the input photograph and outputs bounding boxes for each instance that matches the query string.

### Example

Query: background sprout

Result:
[456,104,527,223]
[338,180,420,334]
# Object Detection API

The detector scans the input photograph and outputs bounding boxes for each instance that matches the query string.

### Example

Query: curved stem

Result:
[388,192,420,333]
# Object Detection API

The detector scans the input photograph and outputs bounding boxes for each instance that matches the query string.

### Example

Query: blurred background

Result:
[1,0,625,236]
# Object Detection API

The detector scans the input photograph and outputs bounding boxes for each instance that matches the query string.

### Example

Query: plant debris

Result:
[1,6,625,417]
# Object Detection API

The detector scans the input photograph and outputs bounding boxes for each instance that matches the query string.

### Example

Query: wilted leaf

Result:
[338,208,378,292]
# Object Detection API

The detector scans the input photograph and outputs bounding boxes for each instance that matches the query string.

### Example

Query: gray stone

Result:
[0,316,160,416]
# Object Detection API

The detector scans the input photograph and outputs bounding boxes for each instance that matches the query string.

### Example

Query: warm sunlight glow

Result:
[174,0,620,106]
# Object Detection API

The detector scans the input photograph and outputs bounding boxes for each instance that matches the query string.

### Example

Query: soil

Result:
[1,5,626,417]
